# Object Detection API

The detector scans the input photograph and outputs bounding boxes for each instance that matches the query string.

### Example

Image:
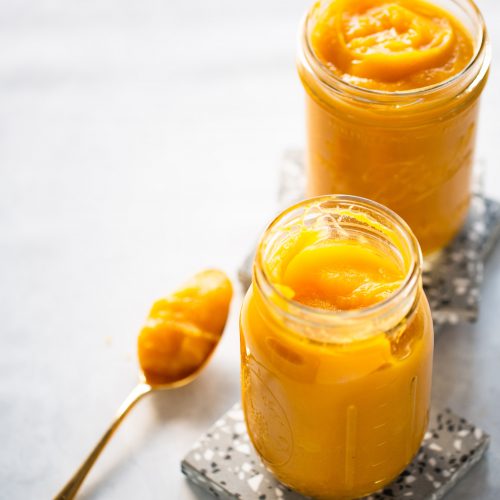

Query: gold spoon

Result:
[54,269,233,500]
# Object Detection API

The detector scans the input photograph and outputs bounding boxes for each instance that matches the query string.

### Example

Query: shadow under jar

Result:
[240,195,434,499]
[298,0,490,255]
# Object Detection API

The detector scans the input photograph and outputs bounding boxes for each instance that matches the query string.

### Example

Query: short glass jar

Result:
[240,195,434,499]
[297,0,490,254]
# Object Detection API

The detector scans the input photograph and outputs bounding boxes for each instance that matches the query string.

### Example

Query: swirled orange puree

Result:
[311,0,474,90]
[280,239,404,310]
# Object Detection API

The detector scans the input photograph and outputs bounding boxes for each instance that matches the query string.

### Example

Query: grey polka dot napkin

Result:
[237,151,500,332]
[181,403,489,500]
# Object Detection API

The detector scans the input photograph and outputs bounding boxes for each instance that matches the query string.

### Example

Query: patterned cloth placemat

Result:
[238,151,500,330]
[182,403,489,500]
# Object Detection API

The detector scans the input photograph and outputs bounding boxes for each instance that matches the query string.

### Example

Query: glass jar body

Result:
[302,91,484,254]
[241,287,433,499]
[298,0,490,254]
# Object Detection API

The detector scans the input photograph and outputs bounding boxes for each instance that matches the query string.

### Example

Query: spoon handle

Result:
[54,382,152,500]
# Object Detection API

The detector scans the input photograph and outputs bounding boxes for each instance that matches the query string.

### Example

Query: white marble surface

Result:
[0,1,499,499]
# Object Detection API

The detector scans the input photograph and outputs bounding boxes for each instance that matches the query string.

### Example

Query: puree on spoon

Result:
[138,269,233,385]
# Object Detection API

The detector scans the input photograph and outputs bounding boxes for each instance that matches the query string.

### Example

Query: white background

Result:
[0,1,499,498]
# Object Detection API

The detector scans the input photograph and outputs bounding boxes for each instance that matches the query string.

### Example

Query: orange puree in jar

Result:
[281,240,404,310]
[311,0,473,91]
[241,196,433,498]
[298,0,490,253]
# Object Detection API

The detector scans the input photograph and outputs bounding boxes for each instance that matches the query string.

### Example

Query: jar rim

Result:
[254,195,423,339]
[299,0,490,103]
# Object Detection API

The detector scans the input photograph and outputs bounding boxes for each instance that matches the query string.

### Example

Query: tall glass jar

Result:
[240,195,434,499]
[297,0,490,254]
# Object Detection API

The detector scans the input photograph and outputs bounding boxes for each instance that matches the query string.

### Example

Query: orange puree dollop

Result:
[138,269,233,385]
[311,0,474,90]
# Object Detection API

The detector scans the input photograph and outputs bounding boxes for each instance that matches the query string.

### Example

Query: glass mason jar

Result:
[240,195,434,499]
[297,0,490,255]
